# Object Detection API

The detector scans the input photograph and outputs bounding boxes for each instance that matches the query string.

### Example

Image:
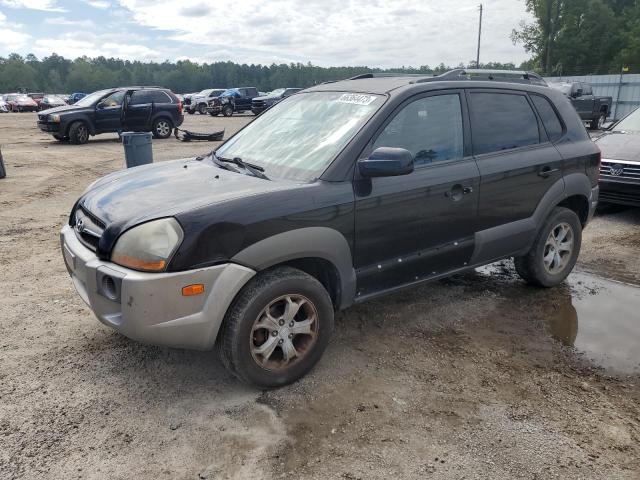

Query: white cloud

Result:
[0,10,5,21]
[1,0,65,12]
[44,16,95,28]
[0,28,31,51]
[84,0,110,8]
[115,0,534,68]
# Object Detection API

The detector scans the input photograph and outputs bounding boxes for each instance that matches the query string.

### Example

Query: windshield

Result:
[74,90,111,107]
[215,91,385,181]
[612,107,640,132]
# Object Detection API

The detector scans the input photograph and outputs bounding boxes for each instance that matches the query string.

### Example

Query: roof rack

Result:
[414,69,546,85]
[348,72,434,80]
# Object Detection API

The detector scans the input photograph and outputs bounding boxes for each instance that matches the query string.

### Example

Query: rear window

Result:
[530,94,564,142]
[469,92,540,155]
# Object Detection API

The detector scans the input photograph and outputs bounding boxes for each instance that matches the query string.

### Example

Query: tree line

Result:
[512,0,640,75]
[0,53,518,94]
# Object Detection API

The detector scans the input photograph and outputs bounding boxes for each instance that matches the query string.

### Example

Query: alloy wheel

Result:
[77,125,88,143]
[542,222,574,275]
[250,294,319,371]
[156,120,170,137]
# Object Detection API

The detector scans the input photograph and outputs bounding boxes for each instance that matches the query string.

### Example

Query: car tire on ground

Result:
[198,103,207,115]
[68,121,90,145]
[208,111,218,116]
[152,117,173,139]
[222,105,234,117]
[514,206,582,287]
[590,113,606,130]
[186,108,194,114]
[218,266,334,388]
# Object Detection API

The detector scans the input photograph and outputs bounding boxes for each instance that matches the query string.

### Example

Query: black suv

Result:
[207,87,259,116]
[38,87,184,144]
[61,71,600,387]
[251,88,302,114]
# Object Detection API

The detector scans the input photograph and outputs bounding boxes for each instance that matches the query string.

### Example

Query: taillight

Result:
[177,100,183,114]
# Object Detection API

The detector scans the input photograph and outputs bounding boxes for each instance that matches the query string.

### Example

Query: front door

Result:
[123,90,152,131]
[353,91,480,298]
[94,90,125,133]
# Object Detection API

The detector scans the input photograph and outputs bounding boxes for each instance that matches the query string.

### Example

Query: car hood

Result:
[80,157,294,228]
[254,95,280,101]
[16,98,37,105]
[595,131,640,161]
[40,104,89,115]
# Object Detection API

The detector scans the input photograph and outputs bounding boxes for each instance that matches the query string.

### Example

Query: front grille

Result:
[252,100,266,108]
[599,190,640,206]
[74,207,105,251]
[599,160,640,183]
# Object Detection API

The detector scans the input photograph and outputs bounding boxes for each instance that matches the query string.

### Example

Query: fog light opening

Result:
[102,275,118,301]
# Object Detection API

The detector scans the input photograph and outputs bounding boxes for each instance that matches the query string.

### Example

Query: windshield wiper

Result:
[215,154,270,180]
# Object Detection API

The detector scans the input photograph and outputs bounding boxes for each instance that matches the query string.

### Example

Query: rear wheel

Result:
[152,117,172,139]
[218,266,334,388]
[68,122,89,144]
[514,207,582,287]
[222,105,234,117]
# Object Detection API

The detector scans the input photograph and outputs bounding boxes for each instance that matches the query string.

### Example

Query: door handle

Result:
[445,184,473,200]
[538,166,559,178]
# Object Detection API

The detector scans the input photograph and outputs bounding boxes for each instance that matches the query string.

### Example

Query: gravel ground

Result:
[0,112,639,479]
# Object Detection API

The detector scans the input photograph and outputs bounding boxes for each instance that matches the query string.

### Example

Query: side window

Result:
[129,90,149,105]
[149,90,170,103]
[469,92,540,155]
[582,83,593,95]
[530,94,564,142]
[372,94,464,165]
[102,91,126,107]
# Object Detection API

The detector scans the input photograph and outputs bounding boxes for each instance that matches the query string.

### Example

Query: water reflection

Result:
[544,273,640,374]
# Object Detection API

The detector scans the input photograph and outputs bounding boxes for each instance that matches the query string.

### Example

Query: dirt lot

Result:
[1,112,639,479]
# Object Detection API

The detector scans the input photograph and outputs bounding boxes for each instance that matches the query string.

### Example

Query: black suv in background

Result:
[61,71,600,387]
[251,88,302,114]
[37,87,184,144]
[207,87,259,116]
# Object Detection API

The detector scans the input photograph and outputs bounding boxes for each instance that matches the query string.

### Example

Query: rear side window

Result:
[130,90,171,105]
[530,94,564,142]
[469,92,540,155]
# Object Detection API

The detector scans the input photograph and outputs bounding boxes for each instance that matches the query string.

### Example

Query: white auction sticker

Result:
[337,93,377,105]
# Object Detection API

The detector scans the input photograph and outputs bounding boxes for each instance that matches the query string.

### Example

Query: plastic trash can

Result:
[121,131,153,168]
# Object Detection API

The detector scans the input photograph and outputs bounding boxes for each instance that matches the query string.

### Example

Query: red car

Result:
[4,93,39,112]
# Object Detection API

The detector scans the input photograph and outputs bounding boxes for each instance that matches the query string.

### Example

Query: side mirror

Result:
[358,147,414,178]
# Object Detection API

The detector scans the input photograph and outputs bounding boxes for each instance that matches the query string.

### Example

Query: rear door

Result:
[469,89,563,262]
[354,90,480,296]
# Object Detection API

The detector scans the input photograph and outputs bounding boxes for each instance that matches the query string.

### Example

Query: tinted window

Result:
[130,90,171,104]
[530,94,564,142]
[582,83,593,95]
[373,94,464,165]
[469,92,540,155]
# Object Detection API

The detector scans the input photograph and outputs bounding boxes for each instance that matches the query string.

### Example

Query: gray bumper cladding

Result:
[60,225,255,350]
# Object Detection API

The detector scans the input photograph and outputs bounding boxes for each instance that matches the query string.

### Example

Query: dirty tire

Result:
[152,117,172,139]
[198,103,207,115]
[218,266,334,388]
[590,113,605,130]
[514,206,582,287]
[222,105,233,117]
[68,121,89,145]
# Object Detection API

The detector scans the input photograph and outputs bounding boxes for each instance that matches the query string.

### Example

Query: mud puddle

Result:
[479,263,640,374]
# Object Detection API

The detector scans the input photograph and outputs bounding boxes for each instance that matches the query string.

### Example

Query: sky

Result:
[0,0,534,68]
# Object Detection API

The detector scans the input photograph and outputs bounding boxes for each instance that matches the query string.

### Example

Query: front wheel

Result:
[68,121,90,144]
[590,113,606,130]
[514,206,582,287]
[152,117,172,139]
[198,103,207,115]
[222,105,233,117]
[218,267,334,388]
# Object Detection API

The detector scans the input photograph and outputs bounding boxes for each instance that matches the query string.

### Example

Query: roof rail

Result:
[414,69,547,86]
[348,72,434,80]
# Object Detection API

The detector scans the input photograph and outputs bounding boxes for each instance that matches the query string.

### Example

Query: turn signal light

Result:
[182,284,205,296]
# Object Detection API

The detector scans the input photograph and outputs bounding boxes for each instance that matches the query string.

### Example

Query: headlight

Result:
[49,114,60,123]
[111,218,183,272]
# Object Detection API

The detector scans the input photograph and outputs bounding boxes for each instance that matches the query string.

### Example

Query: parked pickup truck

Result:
[207,87,259,116]
[251,88,302,115]
[61,71,599,387]
[550,81,612,130]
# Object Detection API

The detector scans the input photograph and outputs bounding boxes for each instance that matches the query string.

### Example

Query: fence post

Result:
[613,65,625,120]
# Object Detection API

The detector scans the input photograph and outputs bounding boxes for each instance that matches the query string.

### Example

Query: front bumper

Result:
[599,180,640,207]
[37,121,61,133]
[60,225,255,350]
[206,105,222,114]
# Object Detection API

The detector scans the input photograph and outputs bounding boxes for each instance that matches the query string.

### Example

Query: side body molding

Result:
[232,227,356,309]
